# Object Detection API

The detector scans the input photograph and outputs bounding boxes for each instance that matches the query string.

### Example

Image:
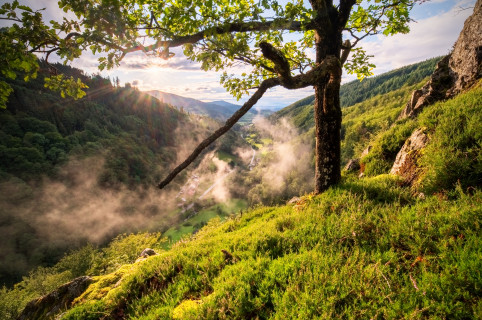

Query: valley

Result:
[0,0,480,318]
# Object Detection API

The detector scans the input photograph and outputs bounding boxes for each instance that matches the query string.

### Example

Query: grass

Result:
[57,175,481,319]
[215,150,238,165]
[162,199,248,249]
[362,81,482,188]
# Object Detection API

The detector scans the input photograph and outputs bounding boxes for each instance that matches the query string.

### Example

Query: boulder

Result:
[360,145,372,158]
[399,0,482,119]
[18,276,93,320]
[139,248,157,258]
[344,159,360,172]
[287,196,301,205]
[390,128,429,185]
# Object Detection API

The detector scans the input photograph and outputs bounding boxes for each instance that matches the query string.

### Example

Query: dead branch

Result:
[157,77,280,189]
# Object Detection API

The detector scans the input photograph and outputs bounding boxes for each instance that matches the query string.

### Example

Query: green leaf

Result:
[18,5,32,12]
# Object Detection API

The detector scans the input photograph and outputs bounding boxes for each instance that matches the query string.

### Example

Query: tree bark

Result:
[313,69,342,194]
[312,11,343,194]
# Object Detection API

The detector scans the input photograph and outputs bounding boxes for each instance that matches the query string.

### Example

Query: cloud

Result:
[117,48,201,71]
[361,0,475,74]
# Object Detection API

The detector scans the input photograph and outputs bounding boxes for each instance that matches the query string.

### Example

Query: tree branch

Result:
[124,19,308,55]
[340,39,351,64]
[259,41,339,89]
[259,41,292,85]
[338,0,357,29]
[157,77,280,189]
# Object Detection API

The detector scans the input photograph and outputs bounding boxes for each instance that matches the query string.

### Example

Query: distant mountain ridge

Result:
[146,91,278,121]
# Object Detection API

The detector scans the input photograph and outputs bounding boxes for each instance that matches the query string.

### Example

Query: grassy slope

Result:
[62,176,481,319]
[362,82,482,183]
[2,67,481,320]
[339,80,426,164]
[57,84,481,319]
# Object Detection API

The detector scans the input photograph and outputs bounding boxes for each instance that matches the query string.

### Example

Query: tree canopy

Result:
[1,0,419,191]
[2,0,416,104]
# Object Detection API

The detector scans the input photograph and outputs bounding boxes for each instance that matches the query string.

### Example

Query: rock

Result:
[360,145,372,158]
[356,146,372,177]
[447,0,482,96]
[390,128,429,185]
[344,159,360,172]
[399,0,482,119]
[18,276,93,320]
[139,248,157,258]
[287,196,301,204]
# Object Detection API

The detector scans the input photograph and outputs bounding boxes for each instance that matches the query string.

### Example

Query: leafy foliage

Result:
[1,0,419,108]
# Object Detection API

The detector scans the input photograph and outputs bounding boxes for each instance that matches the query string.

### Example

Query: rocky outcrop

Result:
[287,196,301,204]
[17,276,93,320]
[390,128,429,185]
[344,159,360,172]
[400,0,482,119]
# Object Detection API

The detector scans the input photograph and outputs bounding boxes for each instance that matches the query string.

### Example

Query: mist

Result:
[0,118,239,286]
[233,116,313,204]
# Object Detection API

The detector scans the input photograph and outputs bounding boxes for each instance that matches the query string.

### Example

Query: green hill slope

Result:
[272,57,440,132]
[2,84,480,320]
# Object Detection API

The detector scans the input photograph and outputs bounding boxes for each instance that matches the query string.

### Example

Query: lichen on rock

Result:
[390,128,429,185]
[17,276,93,320]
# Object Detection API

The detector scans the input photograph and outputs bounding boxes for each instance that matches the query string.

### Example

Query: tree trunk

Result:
[313,69,342,194]
[313,21,342,194]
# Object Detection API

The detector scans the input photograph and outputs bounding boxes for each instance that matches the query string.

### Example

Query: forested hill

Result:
[272,57,440,131]
[1,62,185,188]
[0,62,243,286]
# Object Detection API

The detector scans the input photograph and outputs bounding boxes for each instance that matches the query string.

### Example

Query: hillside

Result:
[0,63,246,287]
[272,57,440,132]
[2,82,480,320]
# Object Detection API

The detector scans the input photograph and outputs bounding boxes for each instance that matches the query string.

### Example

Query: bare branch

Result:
[157,77,281,189]
[206,43,276,73]
[0,17,22,22]
[340,39,351,64]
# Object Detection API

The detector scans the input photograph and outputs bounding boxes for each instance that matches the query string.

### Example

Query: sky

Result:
[7,0,478,108]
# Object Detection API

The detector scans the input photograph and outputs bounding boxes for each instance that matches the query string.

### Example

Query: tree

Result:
[1,0,417,194]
